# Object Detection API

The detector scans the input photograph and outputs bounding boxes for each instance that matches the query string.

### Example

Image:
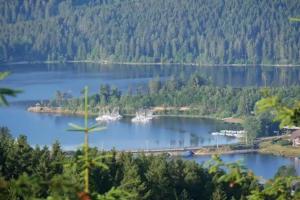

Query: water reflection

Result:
[0,103,240,150]
[203,66,300,87]
[2,63,300,101]
[190,133,200,147]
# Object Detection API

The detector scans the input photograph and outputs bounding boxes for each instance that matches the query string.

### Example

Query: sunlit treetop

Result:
[289,17,300,22]
[256,96,300,128]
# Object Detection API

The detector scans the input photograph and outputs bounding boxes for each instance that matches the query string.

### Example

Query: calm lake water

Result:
[2,63,300,100]
[0,104,238,150]
[1,63,300,179]
[186,153,300,180]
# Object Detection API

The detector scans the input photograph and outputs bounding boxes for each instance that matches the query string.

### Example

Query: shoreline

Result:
[2,59,300,67]
[126,146,258,156]
[27,105,242,123]
[120,144,299,159]
[27,106,300,158]
[258,140,300,158]
[27,106,98,117]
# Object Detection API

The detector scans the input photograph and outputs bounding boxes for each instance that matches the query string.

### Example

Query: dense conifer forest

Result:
[1,1,300,199]
[1,0,300,64]
[0,127,299,199]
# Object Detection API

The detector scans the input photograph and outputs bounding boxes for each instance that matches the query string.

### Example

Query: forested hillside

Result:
[0,0,299,64]
[0,128,299,199]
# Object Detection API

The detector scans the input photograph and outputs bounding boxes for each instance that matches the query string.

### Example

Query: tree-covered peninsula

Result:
[1,0,300,64]
[26,74,299,142]
[47,74,300,119]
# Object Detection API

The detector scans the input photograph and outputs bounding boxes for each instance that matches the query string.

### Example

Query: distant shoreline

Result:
[27,105,243,124]
[2,59,300,67]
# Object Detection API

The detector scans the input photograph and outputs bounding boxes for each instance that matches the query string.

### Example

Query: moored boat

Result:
[96,108,122,122]
[132,109,154,123]
[211,130,245,138]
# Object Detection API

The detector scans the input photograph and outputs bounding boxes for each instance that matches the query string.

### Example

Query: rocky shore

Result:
[27,106,87,116]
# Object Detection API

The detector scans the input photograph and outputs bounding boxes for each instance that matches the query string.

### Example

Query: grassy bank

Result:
[259,139,300,157]
[194,145,257,156]
[195,138,300,158]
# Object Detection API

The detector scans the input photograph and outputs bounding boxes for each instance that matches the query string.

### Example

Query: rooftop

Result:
[291,130,300,139]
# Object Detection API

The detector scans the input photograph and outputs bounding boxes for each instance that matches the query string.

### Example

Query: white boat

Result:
[211,130,245,138]
[211,132,219,136]
[132,109,154,123]
[96,108,122,122]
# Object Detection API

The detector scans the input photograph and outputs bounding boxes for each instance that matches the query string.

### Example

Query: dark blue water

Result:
[186,153,300,180]
[1,63,300,179]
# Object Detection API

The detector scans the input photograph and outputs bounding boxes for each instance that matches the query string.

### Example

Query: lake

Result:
[2,63,300,101]
[1,63,300,179]
[0,104,239,150]
[186,153,300,180]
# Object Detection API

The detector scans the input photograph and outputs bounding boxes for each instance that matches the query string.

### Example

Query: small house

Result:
[291,130,300,147]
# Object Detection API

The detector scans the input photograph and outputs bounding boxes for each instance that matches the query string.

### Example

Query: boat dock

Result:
[211,130,246,138]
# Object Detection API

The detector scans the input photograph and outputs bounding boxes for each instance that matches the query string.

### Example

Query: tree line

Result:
[51,74,300,120]
[48,74,300,141]
[0,0,300,64]
[0,127,299,199]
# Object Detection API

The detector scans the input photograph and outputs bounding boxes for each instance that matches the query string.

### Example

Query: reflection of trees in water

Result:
[224,137,237,144]
[190,133,199,147]
[199,66,300,87]
[178,128,187,134]
[294,157,300,170]
[170,139,176,147]
[8,64,300,88]
[206,136,213,144]
[198,137,205,145]
[178,139,184,147]
[53,115,72,126]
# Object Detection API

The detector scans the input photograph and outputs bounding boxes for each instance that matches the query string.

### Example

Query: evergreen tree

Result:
[212,187,227,200]
[119,159,149,200]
